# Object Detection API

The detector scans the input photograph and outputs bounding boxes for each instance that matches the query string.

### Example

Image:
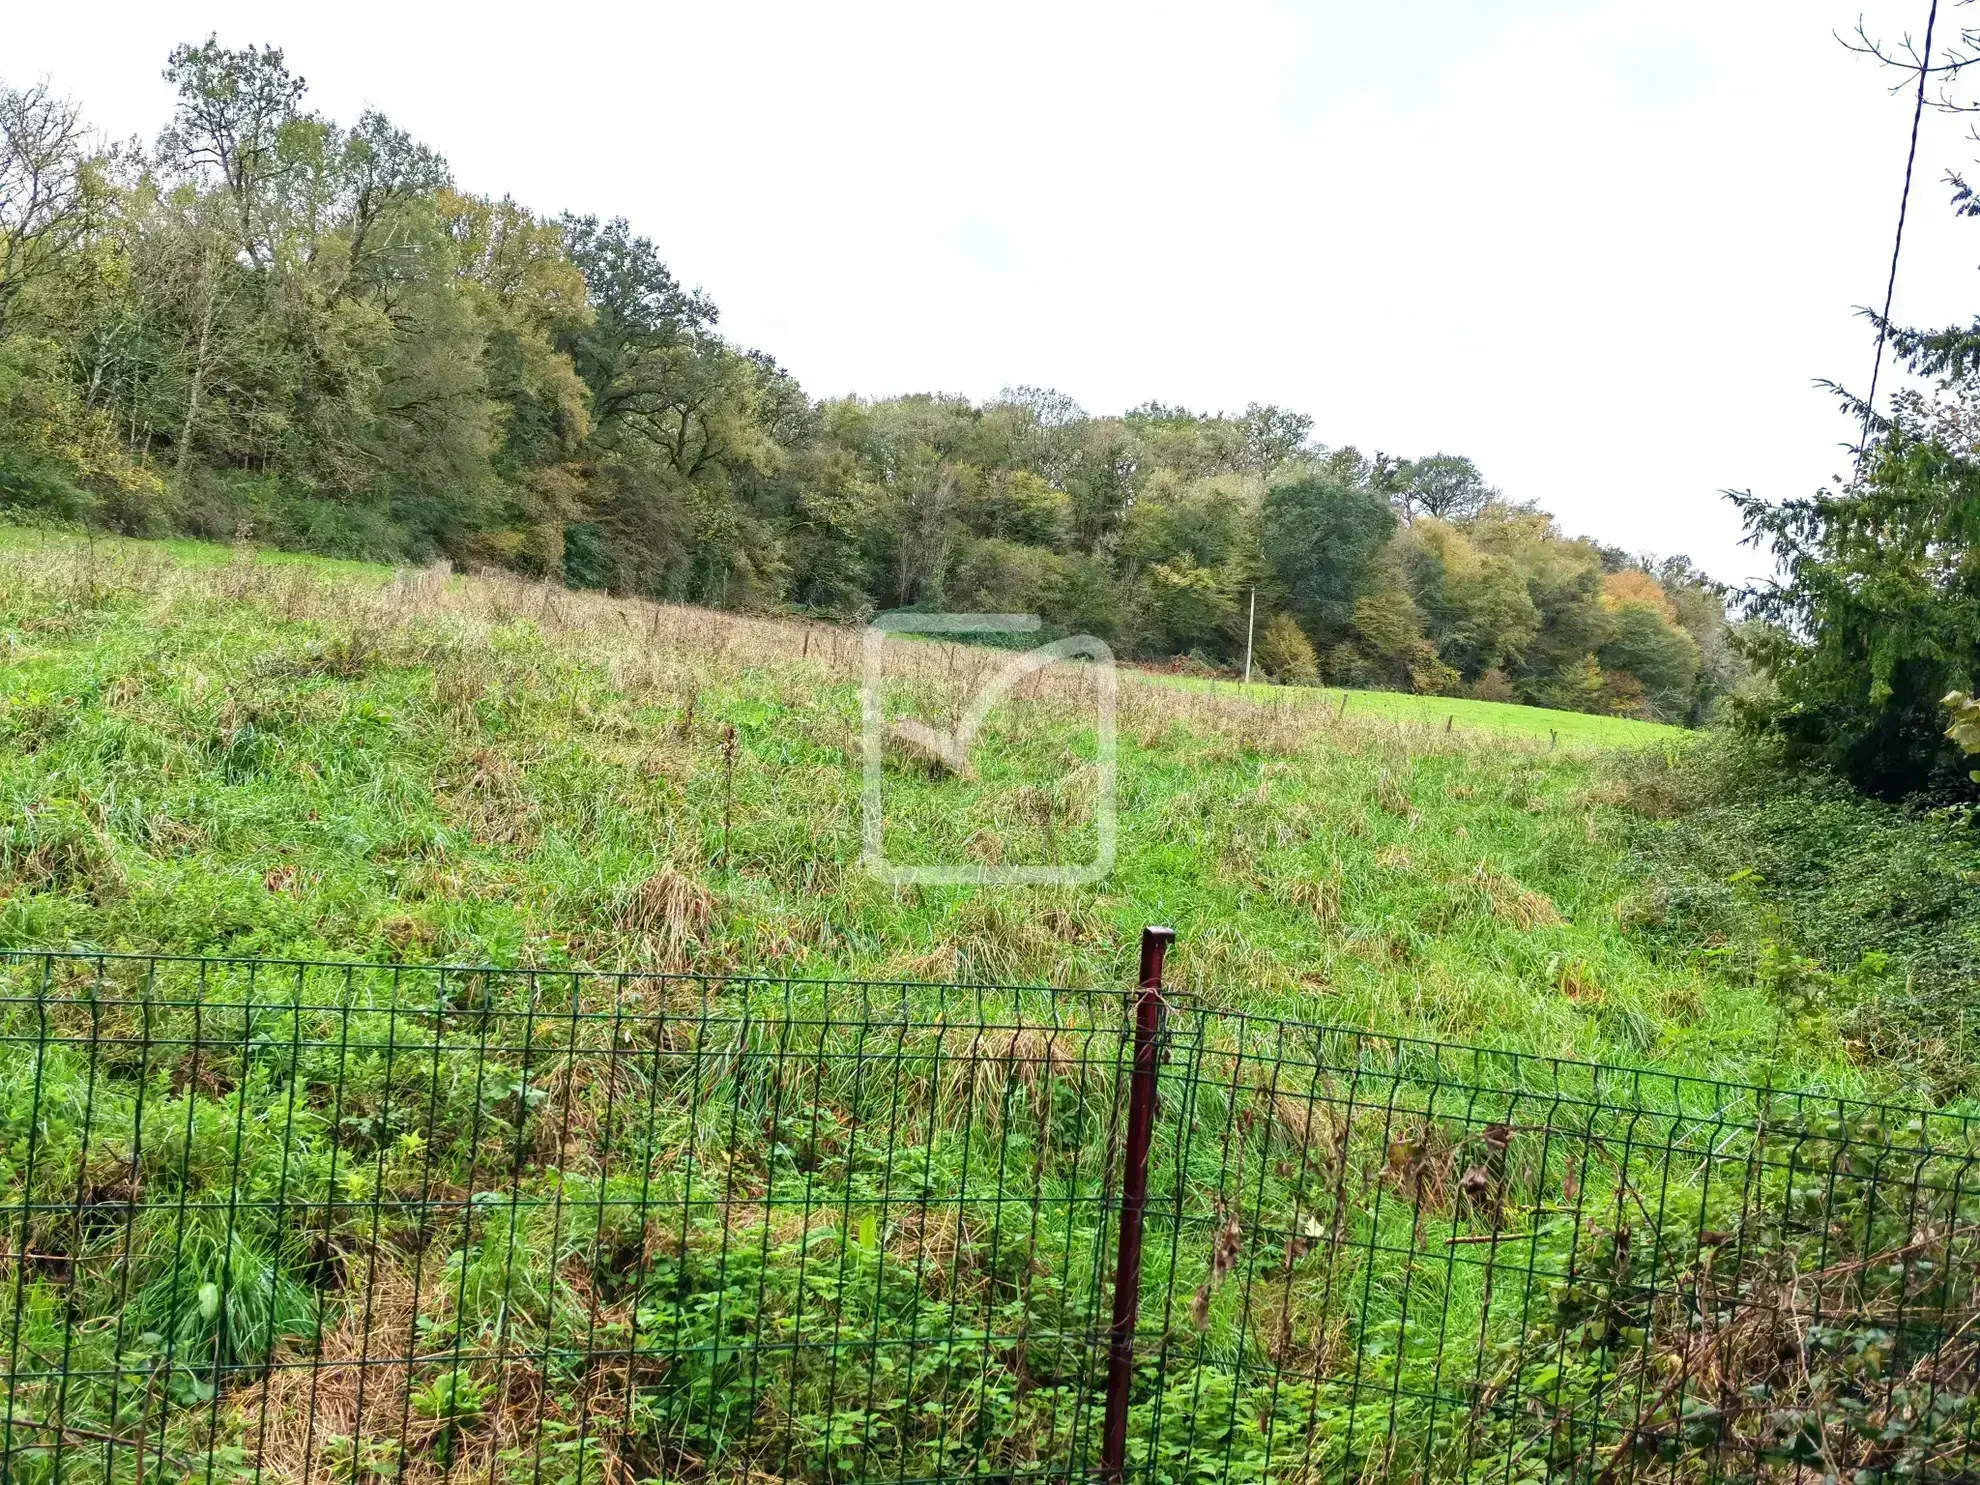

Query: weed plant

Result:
[0,958,1972,1483]
[1617,735,1980,1098]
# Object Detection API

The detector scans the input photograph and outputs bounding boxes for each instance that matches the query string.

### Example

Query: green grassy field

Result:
[0,527,1821,1086]
[1138,672,1680,748]
[0,530,1960,1485]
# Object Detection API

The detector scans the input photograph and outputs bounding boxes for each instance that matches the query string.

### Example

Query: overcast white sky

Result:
[10,1,1977,583]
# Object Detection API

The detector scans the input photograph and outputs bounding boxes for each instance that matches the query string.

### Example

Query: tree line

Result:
[0,39,1736,723]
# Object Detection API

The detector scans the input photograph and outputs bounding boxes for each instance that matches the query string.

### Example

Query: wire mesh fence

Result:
[0,941,1974,1484]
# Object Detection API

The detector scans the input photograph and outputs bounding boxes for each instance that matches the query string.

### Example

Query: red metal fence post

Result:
[1099,925,1174,1483]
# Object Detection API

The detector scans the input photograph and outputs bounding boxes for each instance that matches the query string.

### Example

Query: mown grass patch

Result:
[1139,673,1682,749]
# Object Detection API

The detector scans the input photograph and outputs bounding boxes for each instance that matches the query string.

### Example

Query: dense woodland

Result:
[5,41,1738,721]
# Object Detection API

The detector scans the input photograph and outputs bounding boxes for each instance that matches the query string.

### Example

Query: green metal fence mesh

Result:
[0,946,1972,1483]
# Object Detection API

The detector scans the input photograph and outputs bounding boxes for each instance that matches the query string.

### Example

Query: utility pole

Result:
[1242,587,1256,687]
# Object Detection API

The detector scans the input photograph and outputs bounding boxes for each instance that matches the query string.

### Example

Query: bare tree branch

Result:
[0,78,95,336]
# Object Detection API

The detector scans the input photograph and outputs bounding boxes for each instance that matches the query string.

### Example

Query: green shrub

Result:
[1254,612,1317,684]
[1949,690,1980,780]
[1730,423,1980,801]
[1619,734,1980,1096]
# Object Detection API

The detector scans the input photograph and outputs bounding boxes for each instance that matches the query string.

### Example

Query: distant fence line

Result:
[0,938,1973,1483]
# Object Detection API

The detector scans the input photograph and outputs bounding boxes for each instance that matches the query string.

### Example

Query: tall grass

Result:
[0,528,1843,1091]
[0,957,1969,1484]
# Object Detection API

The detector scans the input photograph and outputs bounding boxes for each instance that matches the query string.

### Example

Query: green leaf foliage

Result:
[0,41,1735,724]
[1730,402,1980,800]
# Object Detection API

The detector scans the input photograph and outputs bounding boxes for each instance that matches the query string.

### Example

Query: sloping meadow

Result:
[0,533,1807,1080]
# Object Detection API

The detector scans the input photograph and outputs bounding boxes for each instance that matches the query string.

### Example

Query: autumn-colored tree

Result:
[0,39,1736,723]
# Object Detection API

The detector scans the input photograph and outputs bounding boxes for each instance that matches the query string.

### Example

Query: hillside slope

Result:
[0,531,1845,1090]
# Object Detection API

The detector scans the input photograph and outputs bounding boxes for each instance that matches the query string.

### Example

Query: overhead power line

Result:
[1861,0,1942,462]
